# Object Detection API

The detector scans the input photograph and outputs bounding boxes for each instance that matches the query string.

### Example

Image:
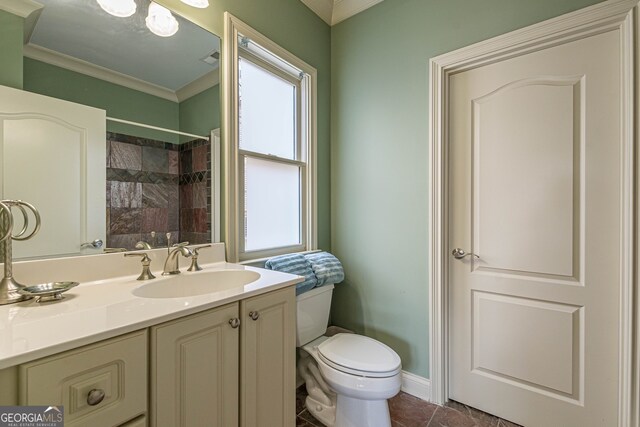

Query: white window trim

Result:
[223,12,317,263]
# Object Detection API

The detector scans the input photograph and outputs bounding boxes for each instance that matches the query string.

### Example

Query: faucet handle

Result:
[125,252,156,280]
[192,245,211,255]
[172,241,190,247]
[187,245,211,272]
[104,247,127,253]
[125,252,151,262]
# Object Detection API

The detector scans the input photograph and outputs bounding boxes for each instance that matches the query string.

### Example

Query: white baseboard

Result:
[401,371,431,402]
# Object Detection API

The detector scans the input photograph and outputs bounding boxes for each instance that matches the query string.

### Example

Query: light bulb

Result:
[97,0,137,17]
[180,0,209,8]
[146,2,179,37]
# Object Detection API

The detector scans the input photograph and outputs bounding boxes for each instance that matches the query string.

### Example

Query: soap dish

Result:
[18,282,79,302]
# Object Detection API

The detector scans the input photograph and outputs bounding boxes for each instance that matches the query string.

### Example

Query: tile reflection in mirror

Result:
[106,133,211,250]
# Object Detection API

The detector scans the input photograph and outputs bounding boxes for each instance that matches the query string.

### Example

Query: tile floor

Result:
[296,386,522,427]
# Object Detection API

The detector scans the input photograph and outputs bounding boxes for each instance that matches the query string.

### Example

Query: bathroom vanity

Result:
[0,244,300,427]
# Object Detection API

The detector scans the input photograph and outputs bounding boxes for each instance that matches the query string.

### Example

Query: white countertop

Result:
[0,261,302,369]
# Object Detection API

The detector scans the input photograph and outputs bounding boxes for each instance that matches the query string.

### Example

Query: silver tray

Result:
[18,282,79,302]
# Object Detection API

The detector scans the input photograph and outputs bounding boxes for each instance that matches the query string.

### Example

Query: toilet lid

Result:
[317,334,401,377]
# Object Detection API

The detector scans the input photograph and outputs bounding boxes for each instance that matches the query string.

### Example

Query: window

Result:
[224,14,316,262]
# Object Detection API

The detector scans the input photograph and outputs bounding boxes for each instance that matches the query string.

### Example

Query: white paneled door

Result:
[0,85,106,259]
[448,25,623,426]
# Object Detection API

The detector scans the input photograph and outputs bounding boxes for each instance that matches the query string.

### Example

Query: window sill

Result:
[237,249,322,267]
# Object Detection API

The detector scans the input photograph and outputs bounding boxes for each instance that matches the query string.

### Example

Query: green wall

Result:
[179,85,221,138]
[24,58,221,143]
[23,58,181,143]
[0,10,24,89]
[329,0,604,378]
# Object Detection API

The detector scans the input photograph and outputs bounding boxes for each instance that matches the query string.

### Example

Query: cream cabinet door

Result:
[150,303,239,427]
[240,287,296,427]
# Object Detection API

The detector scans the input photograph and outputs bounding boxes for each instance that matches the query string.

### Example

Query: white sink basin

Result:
[132,269,261,298]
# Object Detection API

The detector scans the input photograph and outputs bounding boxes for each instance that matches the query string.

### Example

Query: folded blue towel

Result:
[264,253,317,295]
[304,252,344,287]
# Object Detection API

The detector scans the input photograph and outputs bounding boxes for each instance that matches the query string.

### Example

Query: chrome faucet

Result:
[163,244,193,275]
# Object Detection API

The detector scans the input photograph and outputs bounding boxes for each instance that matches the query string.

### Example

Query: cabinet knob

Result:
[87,388,105,406]
[229,318,240,328]
[249,311,260,321]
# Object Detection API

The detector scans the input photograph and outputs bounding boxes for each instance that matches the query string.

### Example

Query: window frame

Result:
[223,13,317,263]
[238,51,302,161]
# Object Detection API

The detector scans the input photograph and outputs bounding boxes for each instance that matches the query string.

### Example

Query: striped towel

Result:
[304,252,344,287]
[264,253,318,295]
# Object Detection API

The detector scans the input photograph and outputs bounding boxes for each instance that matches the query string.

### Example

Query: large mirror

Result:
[0,0,221,260]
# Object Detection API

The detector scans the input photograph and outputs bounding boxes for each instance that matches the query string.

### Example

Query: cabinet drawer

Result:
[19,330,147,427]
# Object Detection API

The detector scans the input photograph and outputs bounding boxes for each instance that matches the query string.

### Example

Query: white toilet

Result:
[297,284,402,427]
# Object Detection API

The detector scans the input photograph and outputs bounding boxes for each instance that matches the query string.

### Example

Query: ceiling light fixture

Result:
[180,0,209,8]
[96,0,136,17]
[146,2,179,37]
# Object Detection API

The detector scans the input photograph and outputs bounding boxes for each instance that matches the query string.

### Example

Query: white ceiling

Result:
[300,0,384,26]
[28,0,220,92]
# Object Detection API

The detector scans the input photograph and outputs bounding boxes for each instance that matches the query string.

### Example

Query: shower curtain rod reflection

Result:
[106,117,209,140]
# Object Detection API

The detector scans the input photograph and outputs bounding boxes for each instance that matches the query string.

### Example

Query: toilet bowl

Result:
[297,285,402,427]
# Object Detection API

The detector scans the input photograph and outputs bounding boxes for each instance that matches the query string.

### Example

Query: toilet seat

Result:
[317,334,401,378]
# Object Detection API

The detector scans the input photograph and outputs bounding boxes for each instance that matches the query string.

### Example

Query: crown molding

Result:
[300,0,333,25]
[23,44,220,104]
[300,0,383,25]
[0,0,42,18]
[23,44,180,102]
[0,0,43,43]
[176,69,219,102]
[332,0,383,25]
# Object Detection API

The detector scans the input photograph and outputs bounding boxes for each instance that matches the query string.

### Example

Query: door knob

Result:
[81,239,103,249]
[249,311,260,321]
[229,318,240,328]
[451,248,479,260]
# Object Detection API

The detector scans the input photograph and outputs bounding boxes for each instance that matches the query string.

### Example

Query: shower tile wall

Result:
[179,139,211,245]
[106,133,211,250]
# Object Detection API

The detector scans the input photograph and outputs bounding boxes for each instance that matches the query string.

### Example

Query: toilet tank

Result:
[296,284,335,346]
